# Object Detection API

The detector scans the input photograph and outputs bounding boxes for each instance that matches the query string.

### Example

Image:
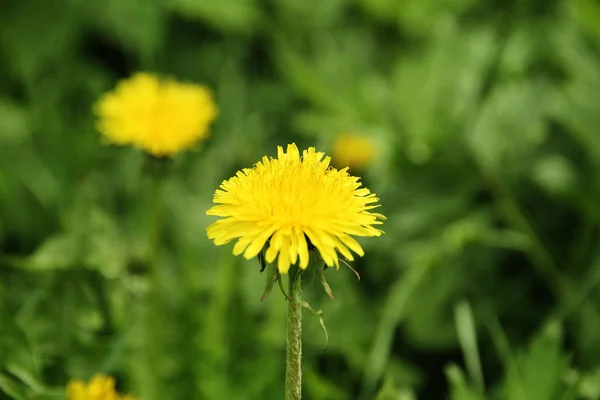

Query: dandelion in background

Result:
[206,143,385,400]
[206,143,385,273]
[67,375,134,400]
[94,72,217,157]
[332,133,375,170]
[92,71,217,398]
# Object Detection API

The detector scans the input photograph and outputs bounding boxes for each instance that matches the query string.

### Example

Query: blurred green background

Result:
[2,0,600,399]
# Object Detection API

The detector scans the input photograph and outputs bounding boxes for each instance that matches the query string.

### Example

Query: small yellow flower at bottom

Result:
[67,375,135,400]
[94,72,218,157]
[332,133,376,170]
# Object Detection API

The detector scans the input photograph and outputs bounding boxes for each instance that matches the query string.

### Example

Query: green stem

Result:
[285,269,303,400]
[148,171,165,400]
[149,174,164,273]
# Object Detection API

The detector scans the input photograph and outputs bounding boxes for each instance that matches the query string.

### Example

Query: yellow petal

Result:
[265,242,279,264]
[278,239,291,273]
[338,234,364,257]
[296,228,310,269]
[243,225,279,259]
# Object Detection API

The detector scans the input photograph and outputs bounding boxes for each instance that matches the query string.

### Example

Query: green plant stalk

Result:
[285,269,303,400]
[147,171,165,400]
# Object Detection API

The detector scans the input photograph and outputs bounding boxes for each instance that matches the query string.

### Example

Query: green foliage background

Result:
[2,0,600,399]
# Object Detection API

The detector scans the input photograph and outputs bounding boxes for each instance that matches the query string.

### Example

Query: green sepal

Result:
[258,248,266,272]
[143,153,173,179]
[301,300,329,353]
[341,259,361,281]
[260,259,278,302]
[304,249,336,300]
[277,271,292,301]
[318,266,334,301]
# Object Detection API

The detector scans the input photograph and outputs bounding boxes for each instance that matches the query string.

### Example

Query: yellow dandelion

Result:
[206,143,385,273]
[67,375,134,400]
[332,133,376,170]
[94,72,217,157]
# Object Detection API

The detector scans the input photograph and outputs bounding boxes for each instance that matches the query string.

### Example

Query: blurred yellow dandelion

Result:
[332,133,375,170]
[94,72,217,157]
[67,375,134,400]
[206,143,385,273]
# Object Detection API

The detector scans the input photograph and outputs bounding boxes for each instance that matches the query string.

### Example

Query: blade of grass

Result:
[454,300,485,395]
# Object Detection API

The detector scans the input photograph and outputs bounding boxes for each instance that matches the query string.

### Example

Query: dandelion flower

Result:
[206,143,385,273]
[332,133,375,170]
[94,72,217,157]
[67,375,134,400]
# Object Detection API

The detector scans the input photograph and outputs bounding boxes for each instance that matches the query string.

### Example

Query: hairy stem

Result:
[285,269,303,400]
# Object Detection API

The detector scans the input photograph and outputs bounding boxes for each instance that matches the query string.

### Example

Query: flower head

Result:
[67,375,134,400]
[206,143,385,273]
[332,133,375,170]
[94,72,217,157]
